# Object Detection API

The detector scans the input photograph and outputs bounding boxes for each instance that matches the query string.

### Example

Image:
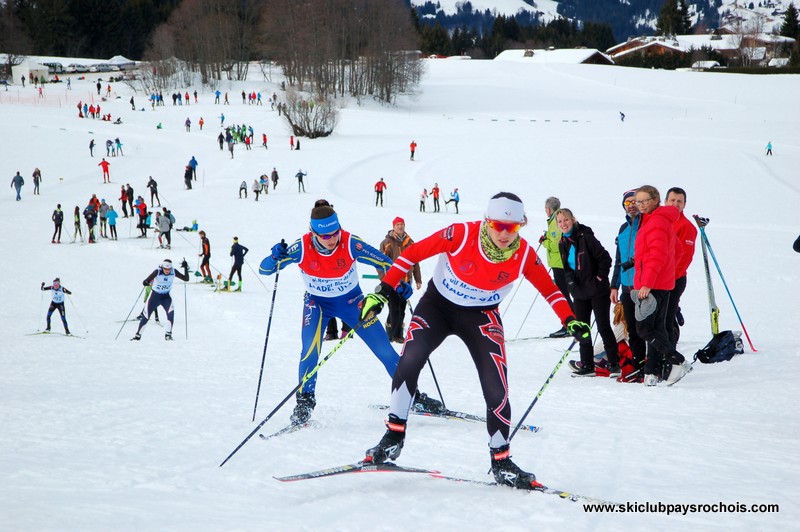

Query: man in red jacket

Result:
[632,185,690,386]
[665,187,697,348]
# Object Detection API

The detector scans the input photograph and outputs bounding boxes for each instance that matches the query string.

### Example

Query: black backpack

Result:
[693,330,745,364]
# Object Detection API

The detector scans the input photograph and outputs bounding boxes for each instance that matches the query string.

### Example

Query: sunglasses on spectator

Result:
[485,219,523,233]
[623,199,636,206]
[314,229,341,240]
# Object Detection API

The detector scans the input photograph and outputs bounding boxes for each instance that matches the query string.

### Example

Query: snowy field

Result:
[1,59,798,531]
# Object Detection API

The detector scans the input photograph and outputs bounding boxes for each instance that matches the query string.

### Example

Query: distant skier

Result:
[199,231,212,283]
[620,112,625,122]
[374,178,387,206]
[271,167,279,190]
[295,169,307,193]
[131,259,190,341]
[32,168,41,195]
[409,140,417,161]
[765,141,772,156]
[98,158,111,183]
[444,188,460,214]
[51,204,63,243]
[228,237,249,291]
[41,278,72,335]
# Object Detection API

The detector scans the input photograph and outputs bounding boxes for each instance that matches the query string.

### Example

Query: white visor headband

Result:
[485,197,525,223]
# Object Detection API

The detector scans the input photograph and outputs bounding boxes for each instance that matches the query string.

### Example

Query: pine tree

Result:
[781,2,799,40]
[656,0,680,36]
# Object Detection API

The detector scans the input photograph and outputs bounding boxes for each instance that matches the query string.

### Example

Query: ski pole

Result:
[512,291,542,340]
[244,258,269,291]
[509,339,577,442]
[501,243,541,320]
[252,269,280,421]
[66,294,89,335]
[406,301,446,407]
[694,216,719,335]
[184,280,188,340]
[220,319,365,467]
[39,283,46,330]
[698,226,757,352]
[115,286,146,340]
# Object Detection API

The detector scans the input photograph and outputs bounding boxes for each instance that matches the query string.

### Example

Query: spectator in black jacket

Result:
[51,204,64,243]
[228,237,249,291]
[557,208,620,377]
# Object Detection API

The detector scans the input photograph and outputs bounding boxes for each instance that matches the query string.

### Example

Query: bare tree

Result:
[282,87,339,138]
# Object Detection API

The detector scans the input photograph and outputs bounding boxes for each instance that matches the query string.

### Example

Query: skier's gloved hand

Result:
[565,317,591,343]
[359,282,392,321]
[538,233,547,244]
[396,281,413,300]
[271,240,289,260]
[41,282,45,289]
[180,259,189,270]
[142,280,149,286]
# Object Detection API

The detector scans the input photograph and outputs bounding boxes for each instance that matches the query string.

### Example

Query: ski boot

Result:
[490,444,538,490]
[164,332,173,341]
[65,329,71,336]
[364,415,406,464]
[131,333,141,341]
[290,392,316,425]
[549,327,569,338]
[412,390,445,414]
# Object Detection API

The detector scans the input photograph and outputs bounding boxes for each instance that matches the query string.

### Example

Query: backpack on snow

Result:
[693,330,744,364]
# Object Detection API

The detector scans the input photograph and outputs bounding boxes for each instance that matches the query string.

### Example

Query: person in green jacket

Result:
[539,196,574,337]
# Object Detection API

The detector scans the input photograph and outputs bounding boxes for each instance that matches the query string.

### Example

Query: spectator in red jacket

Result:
[632,185,689,386]
[665,187,697,348]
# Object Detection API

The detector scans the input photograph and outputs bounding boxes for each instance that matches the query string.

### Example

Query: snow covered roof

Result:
[608,33,796,56]
[494,48,614,65]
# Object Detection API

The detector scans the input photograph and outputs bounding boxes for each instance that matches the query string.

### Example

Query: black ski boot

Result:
[290,392,316,424]
[490,444,538,490]
[164,332,173,341]
[131,333,141,341]
[412,390,445,414]
[364,415,406,464]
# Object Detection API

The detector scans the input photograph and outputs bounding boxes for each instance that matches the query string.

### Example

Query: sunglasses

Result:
[623,199,636,206]
[315,229,341,240]
[485,219,523,233]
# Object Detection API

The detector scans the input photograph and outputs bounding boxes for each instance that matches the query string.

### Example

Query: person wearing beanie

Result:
[379,216,422,343]
[259,204,442,426]
[539,196,574,338]
[361,192,588,490]
[228,237,249,291]
[131,258,190,341]
[610,188,647,380]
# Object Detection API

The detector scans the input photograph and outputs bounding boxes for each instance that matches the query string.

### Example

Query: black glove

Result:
[538,234,546,244]
[41,282,45,289]
[565,317,591,343]
[142,280,149,287]
[181,259,189,270]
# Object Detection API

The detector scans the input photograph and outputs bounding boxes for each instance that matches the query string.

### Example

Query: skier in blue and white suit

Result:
[40,278,72,334]
[260,203,441,424]
[132,259,189,341]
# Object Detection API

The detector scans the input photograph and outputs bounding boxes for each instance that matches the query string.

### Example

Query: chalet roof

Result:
[494,48,614,65]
